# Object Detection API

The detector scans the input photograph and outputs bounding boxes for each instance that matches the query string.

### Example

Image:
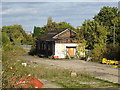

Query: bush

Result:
[21,36,34,45]
[91,45,107,62]
[91,44,120,62]
[29,40,37,56]
[2,32,14,51]
[103,44,120,60]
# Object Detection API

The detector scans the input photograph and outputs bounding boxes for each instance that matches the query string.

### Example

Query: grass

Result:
[30,65,120,88]
[2,46,120,88]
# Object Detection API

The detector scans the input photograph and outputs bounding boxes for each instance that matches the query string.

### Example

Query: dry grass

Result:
[2,47,120,88]
[30,65,120,88]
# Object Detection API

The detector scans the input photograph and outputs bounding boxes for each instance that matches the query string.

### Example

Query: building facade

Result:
[36,28,85,58]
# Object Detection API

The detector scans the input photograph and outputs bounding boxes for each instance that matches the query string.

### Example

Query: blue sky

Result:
[1,1,119,32]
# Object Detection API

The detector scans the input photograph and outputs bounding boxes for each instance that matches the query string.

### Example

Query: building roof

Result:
[38,28,76,41]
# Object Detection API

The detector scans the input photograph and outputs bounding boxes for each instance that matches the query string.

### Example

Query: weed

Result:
[2,46,120,88]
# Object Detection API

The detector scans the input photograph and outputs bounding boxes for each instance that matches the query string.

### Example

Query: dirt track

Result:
[21,55,119,84]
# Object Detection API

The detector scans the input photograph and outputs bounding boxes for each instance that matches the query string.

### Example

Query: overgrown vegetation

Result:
[28,40,37,56]
[76,6,120,62]
[2,24,120,88]
[2,5,120,88]
[2,25,34,45]
[2,28,34,88]
[30,65,120,88]
[33,19,75,37]
[30,6,120,62]
[2,46,120,88]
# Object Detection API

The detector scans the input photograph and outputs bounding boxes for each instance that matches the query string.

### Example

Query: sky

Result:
[1,1,119,32]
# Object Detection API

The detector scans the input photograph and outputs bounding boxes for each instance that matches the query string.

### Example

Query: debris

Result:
[17,60,20,62]
[22,63,27,67]
[10,67,13,69]
[71,71,77,77]
[54,56,59,59]
[12,76,44,88]
[86,56,92,61]
[28,74,31,76]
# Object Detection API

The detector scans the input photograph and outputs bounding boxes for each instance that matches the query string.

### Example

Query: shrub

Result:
[2,32,14,51]
[91,44,120,62]
[29,40,37,56]
[103,44,120,60]
[91,45,107,62]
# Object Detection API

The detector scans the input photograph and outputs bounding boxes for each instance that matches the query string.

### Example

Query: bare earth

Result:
[21,54,119,85]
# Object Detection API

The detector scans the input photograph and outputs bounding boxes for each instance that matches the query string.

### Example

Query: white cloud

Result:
[1,2,118,31]
[1,8,38,15]
[2,0,120,2]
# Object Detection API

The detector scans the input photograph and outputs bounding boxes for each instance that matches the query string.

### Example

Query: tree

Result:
[33,26,40,37]
[93,6,120,44]
[33,20,75,38]
[75,27,86,58]
[2,32,10,45]
[2,25,27,45]
[79,19,108,49]
[94,6,119,27]
[0,28,2,46]
[55,22,75,30]
[111,17,120,46]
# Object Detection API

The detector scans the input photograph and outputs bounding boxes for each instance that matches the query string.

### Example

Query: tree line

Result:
[2,6,120,62]
[32,6,120,61]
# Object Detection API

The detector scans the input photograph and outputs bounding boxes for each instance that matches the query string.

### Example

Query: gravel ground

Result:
[21,54,119,84]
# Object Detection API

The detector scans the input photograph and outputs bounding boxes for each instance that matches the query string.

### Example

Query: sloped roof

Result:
[39,28,76,41]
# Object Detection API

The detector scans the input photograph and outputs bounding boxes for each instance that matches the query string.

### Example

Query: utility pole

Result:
[113,23,115,47]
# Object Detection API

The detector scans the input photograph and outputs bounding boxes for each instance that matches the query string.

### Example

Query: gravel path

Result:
[21,55,119,84]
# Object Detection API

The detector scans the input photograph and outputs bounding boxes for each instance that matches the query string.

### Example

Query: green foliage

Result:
[2,24,34,45]
[2,25,27,45]
[111,17,120,45]
[2,47,31,88]
[2,46,120,88]
[94,6,120,44]
[33,17,75,38]
[91,45,107,62]
[103,44,120,60]
[79,20,108,49]
[0,28,2,46]
[91,44,120,62]
[94,6,119,26]
[2,32,14,51]
[75,27,87,58]
[55,22,75,30]
[2,32,10,45]
[48,55,54,59]
[88,6,120,62]
[33,26,45,37]
[32,18,75,56]
[21,35,34,45]
[29,40,37,56]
